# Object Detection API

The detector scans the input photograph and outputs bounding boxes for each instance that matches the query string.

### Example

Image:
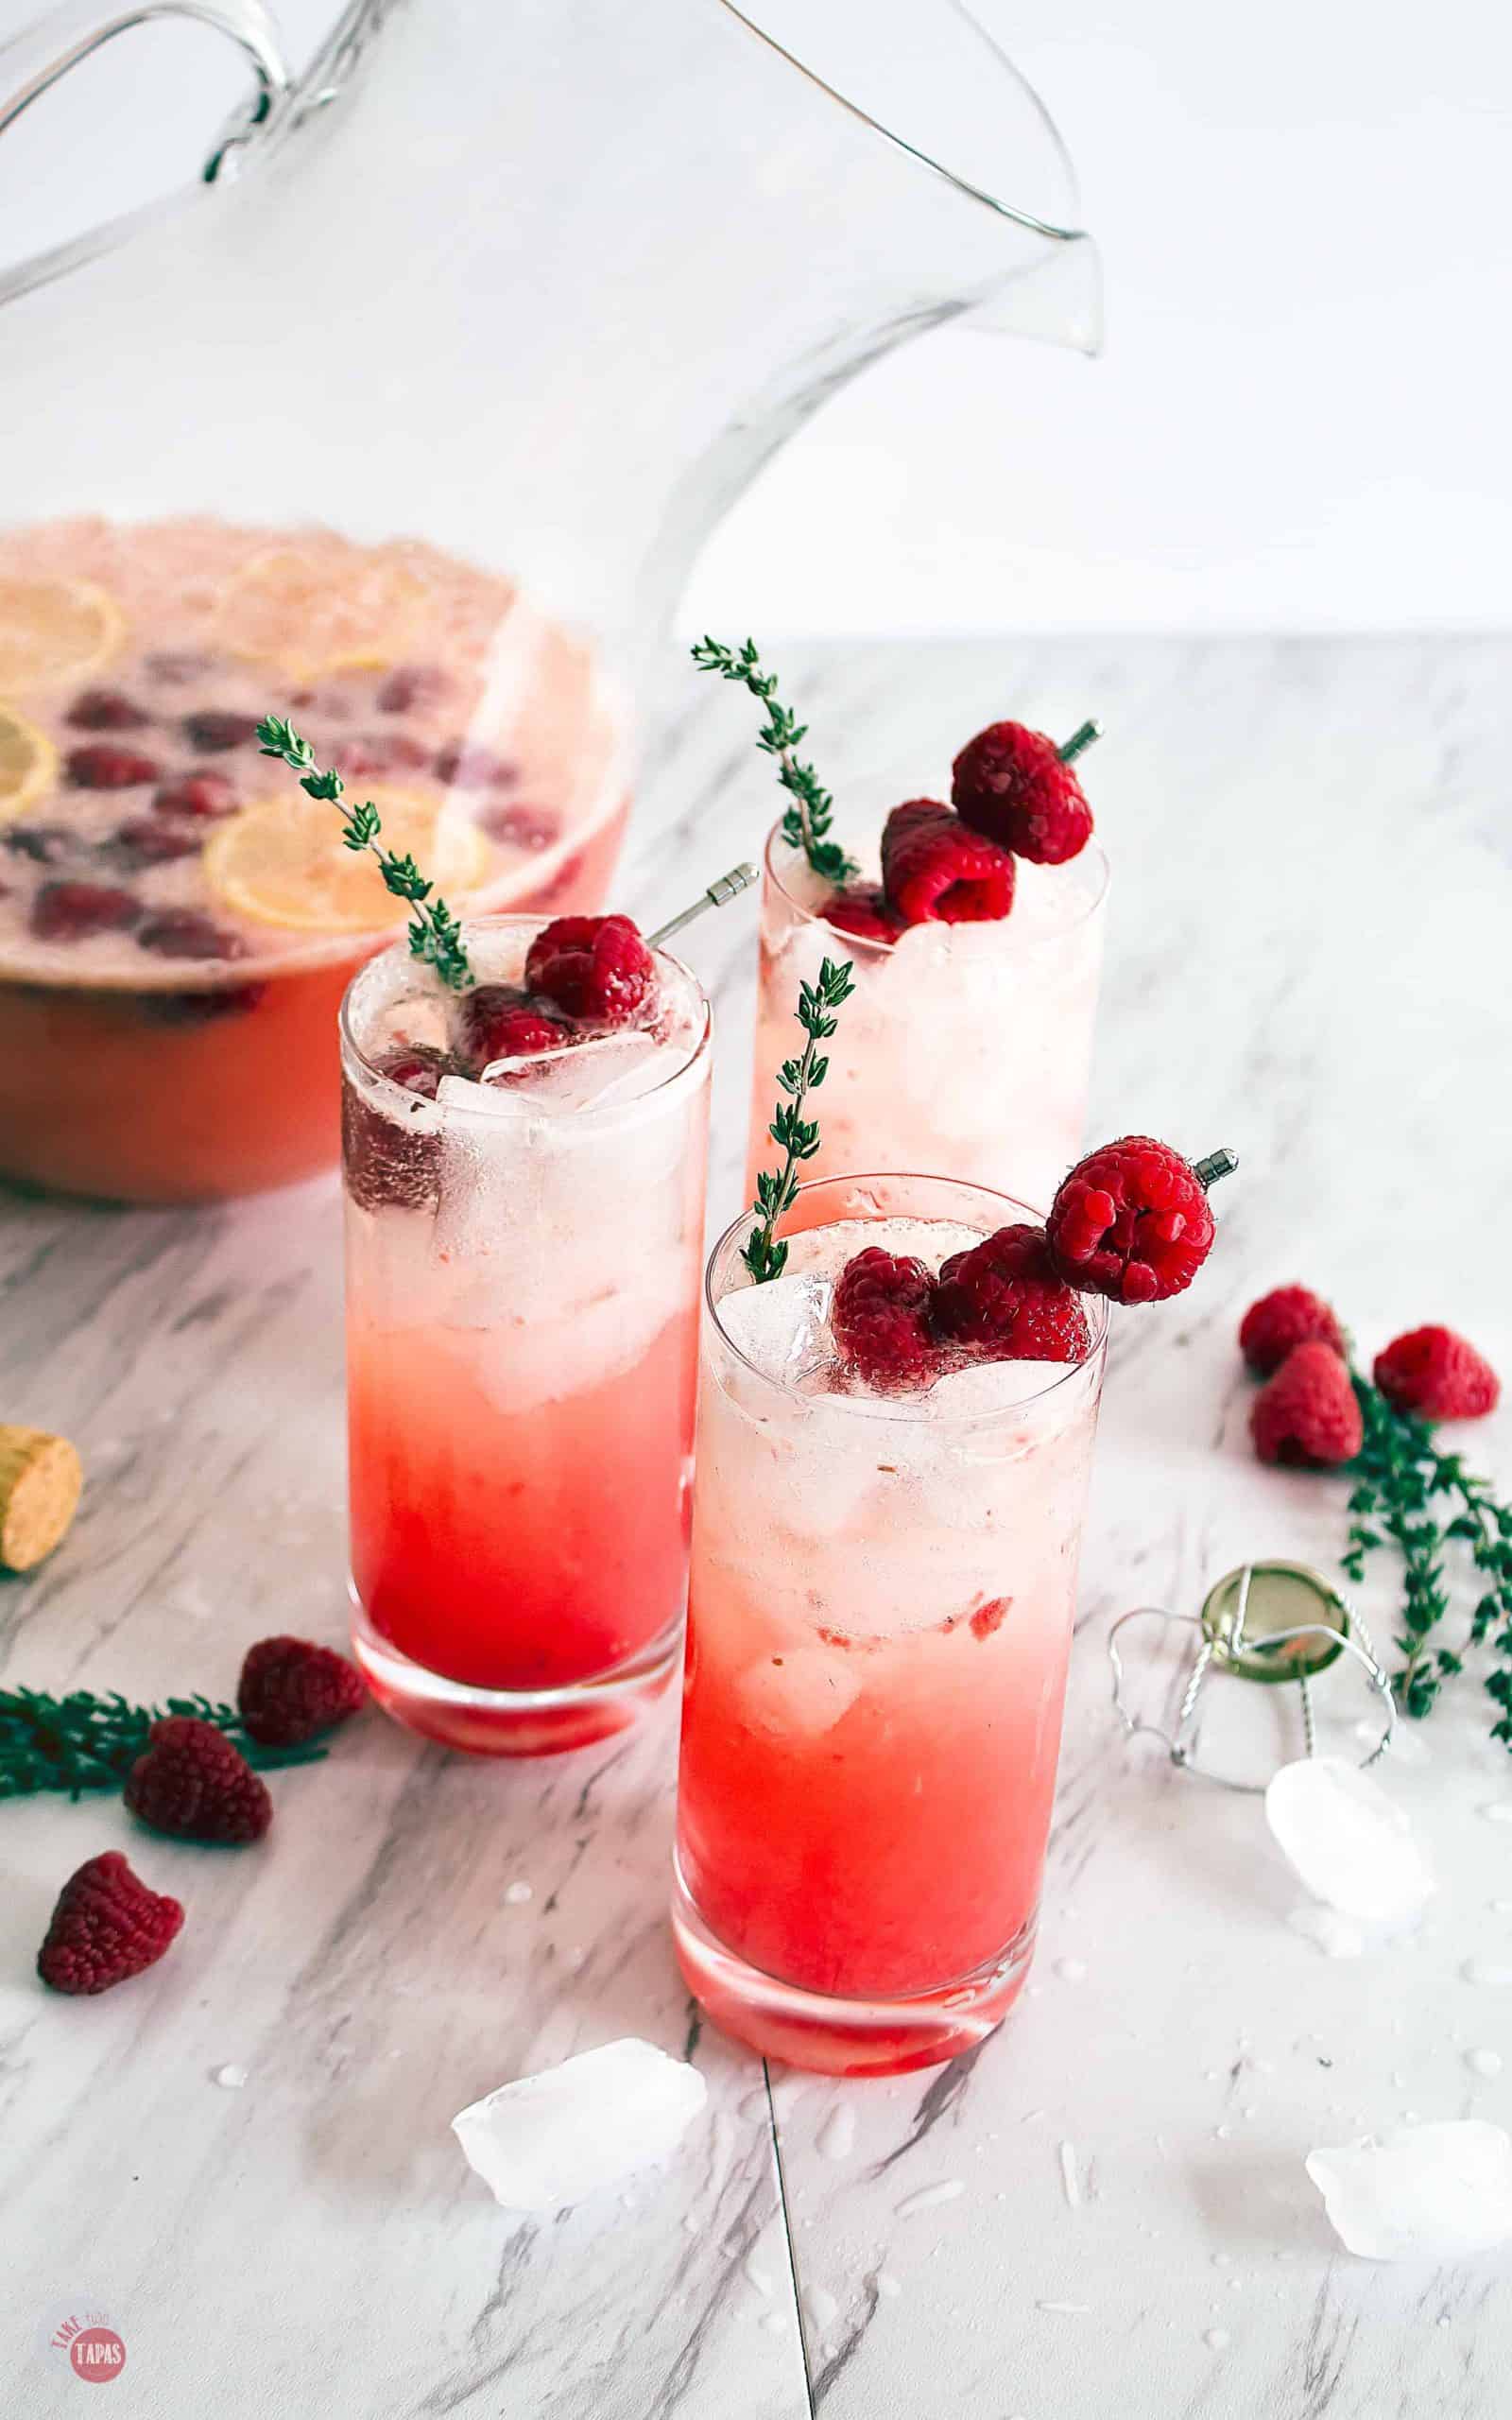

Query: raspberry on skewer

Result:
[1047,1138,1236,1305]
[952,717,1100,864]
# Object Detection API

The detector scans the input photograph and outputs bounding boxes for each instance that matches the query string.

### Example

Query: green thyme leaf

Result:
[692,636,859,884]
[256,717,473,990]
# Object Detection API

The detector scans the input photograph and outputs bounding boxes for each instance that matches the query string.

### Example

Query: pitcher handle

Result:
[0,0,292,299]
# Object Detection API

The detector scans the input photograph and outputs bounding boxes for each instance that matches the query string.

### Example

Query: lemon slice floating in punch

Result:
[0,576,125,693]
[203,786,491,936]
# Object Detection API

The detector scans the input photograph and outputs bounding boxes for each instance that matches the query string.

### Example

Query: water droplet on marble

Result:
[1467,2048,1503,2079]
[805,2287,838,2332]
[212,2064,248,2090]
[1056,1958,1087,1983]
[876,2273,902,2299]
[504,1879,533,1905]
[1480,1802,1512,1824]
[1205,2328,1231,2351]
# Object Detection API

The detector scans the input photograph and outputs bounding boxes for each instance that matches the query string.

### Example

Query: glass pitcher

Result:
[0,0,1097,1204]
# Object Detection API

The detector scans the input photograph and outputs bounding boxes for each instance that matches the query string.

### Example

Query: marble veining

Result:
[2,637,1510,2416]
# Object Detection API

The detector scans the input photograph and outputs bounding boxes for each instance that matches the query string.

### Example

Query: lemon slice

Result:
[203,786,492,936]
[0,708,59,825]
[215,544,430,683]
[0,576,125,693]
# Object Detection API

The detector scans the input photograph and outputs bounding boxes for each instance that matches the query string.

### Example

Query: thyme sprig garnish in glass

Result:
[692,636,858,886]
[0,1687,326,1801]
[743,955,855,1284]
[255,715,472,989]
[1339,1370,1512,1737]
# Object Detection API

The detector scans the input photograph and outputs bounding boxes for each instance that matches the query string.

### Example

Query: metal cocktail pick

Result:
[644,863,757,950]
[1108,1560,1396,1794]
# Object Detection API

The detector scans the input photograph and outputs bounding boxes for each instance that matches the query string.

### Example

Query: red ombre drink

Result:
[342,917,710,1754]
[673,1172,1107,2074]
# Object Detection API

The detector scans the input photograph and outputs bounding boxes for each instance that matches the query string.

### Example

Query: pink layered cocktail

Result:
[747,815,1107,1214]
[0,518,627,1201]
[673,1172,1107,2074]
[343,918,710,1754]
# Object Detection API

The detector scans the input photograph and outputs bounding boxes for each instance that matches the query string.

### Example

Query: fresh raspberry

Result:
[124,1716,272,1845]
[66,688,151,731]
[182,710,260,753]
[478,803,560,853]
[456,984,573,1070]
[819,884,903,945]
[880,801,1016,925]
[111,818,200,868]
[951,721,1093,864]
[1239,1286,1347,1377]
[137,910,245,960]
[30,881,141,942]
[5,823,73,864]
[376,1041,454,1098]
[335,731,431,778]
[377,665,450,715]
[1048,1135,1216,1305]
[238,1634,367,1747]
[435,741,516,788]
[524,913,655,1025]
[1373,1326,1501,1421]
[1250,1341,1364,1467]
[152,772,237,821]
[64,743,162,790]
[933,1222,1091,1361]
[37,1852,183,1996]
[832,1246,941,1390]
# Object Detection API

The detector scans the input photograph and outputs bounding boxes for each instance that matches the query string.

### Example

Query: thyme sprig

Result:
[0,1687,326,1801]
[1340,1372,1512,1738]
[692,636,858,886]
[255,716,472,989]
[743,956,855,1284]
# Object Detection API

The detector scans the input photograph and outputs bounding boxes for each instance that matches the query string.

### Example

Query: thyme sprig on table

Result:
[691,636,858,886]
[0,1687,325,1801]
[255,716,472,989]
[743,956,855,1285]
[1340,1372,1512,1738]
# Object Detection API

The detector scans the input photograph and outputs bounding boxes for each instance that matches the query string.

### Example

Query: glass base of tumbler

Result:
[351,1599,682,1756]
[670,1858,1036,2077]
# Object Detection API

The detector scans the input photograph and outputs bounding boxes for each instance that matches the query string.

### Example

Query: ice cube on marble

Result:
[453,2038,707,2212]
[1306,2121,1512,2260]
[1265,1755,1435,1924]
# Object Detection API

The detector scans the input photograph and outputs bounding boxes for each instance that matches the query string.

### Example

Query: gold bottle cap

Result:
[1199,1560,1350,1685]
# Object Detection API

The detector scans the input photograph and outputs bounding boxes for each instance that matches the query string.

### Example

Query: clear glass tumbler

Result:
[342,917,711,1755]
[673,1171,1108,2074]
[747,817,1108,1213]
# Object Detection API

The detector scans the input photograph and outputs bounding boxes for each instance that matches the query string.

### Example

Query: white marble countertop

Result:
[3,636,1511,2418]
